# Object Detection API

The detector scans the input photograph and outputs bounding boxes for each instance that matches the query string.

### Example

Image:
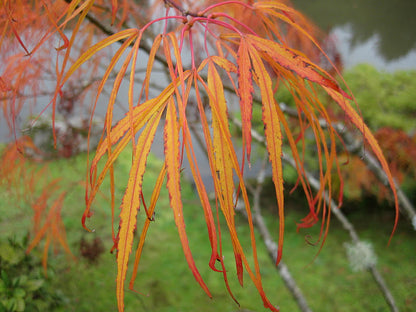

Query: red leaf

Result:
[325,87,399,240]
[247,35,351,99]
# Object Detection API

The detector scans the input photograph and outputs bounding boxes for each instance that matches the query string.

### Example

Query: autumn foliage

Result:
[0,137,75,271]
[0,1,399,311]
[340,127,416,202]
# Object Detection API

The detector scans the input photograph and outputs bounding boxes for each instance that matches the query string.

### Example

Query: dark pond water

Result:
[291,0,416,71]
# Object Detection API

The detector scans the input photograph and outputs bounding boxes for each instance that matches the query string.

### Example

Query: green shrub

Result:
[343,64,416,132]
[0,236,64,312]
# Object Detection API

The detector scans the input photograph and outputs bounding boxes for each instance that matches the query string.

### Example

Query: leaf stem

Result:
[208,12,257,35]
[192,16,243,36]
[198,0,254,16]
[188,28,196,69]
[163,0,199,17]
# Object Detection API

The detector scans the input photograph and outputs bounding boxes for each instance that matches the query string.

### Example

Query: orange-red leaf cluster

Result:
[0,137,75,272]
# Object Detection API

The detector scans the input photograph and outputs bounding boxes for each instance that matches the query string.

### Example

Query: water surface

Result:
[291,0,416,71]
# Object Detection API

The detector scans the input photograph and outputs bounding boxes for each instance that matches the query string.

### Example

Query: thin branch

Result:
[187,110,313,312]
[327,121,416,225]
[62,0,168,66]
[163,0,200,17]
[231,115,400,312]
[237,152,314,312]
[290,155,399,312]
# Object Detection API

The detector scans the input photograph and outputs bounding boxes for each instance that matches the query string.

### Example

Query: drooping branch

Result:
[230,115,399,312]
[5,2,404,311]
[188,112,312,311]
[61,0,168,66]
[326,121,416,226]
[285,155,399,312]
[237,153,313,312]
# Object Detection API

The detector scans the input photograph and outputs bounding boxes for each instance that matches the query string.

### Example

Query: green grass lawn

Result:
[1,150,415,312]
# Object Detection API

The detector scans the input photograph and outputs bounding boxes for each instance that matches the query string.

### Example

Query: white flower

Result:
[344,241,377,272]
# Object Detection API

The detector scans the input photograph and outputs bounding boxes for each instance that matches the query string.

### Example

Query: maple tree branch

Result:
[295,157,399,312]
[62,0,167,67]
[62,0,291,119]
[230,116,399,312]
[187,113,312,312]
[163,0,200,17]
[236,152,313,312]
[324,121,416,225]
[53,3,407,307]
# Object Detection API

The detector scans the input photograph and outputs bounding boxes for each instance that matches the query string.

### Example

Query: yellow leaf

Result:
[116,104,166,312]
[129,164,166,290]
[84,72,192,226]
[164,97,212,298]
[208,60,244,285]
[211,55,238,73]
[63,29,139,83]
[237,38,254,162]
[196,71,278,311]
[141,34,163,102]
[248,44,285,265]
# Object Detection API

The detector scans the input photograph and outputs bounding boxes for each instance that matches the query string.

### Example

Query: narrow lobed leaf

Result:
[164,96,212,298]
[247,34,350,99]
[208,60,244,285]
[248,43,285,265]
[324,86,399,240]
[116,104,166,312]
[237,38,254,163]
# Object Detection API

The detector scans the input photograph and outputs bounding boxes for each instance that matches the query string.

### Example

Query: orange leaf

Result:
[246,34,350,98]
[193,72,243,304]
[140,34,163,102]
[182,123,221,272]
[196,72,277,311]
[111,0,118,25]
[129,164,166,290]
[164,97,212,298]
[4,6,30,55]
[248,45,285,265]
[0,76,11,92]
[26,191,74,270]
[253,1,300,13]
[324,87,399,240]
[116,104,166,312]
[208,60,244,285]
[41,0,69,51]
[237,38,254,162]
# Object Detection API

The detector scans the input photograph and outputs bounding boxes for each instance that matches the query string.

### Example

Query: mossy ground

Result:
[0,148,414,312]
